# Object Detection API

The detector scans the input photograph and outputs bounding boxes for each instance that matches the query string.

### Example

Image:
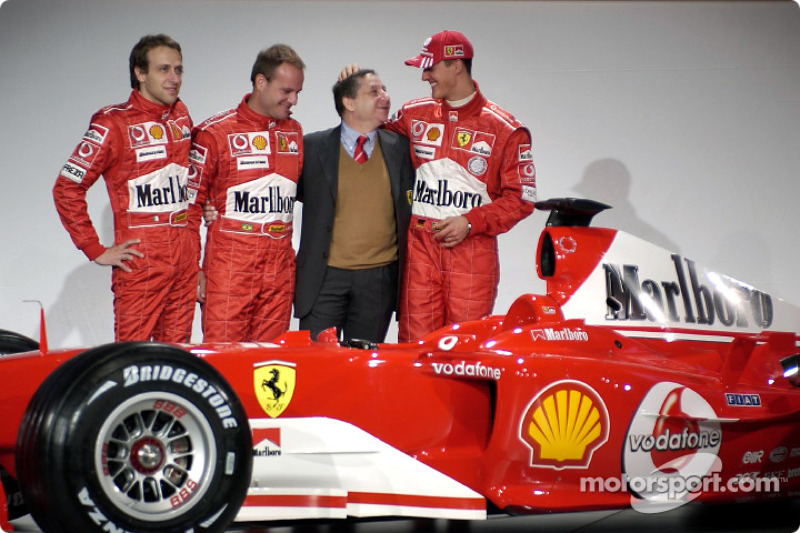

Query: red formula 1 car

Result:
[1,198,799,533]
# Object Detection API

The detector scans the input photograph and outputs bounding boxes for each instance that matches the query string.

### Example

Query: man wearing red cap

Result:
[387,30,537,342]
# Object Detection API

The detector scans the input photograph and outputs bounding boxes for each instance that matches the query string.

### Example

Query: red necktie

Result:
[353,135,368,164]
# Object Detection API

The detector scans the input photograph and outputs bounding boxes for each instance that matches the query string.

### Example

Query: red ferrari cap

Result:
[404,30,474,69]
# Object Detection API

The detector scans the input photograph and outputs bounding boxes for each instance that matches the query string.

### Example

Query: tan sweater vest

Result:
[328,140,397,269]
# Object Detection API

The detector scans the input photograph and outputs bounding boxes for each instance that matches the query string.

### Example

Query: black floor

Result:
[9,500,800,533]
[228,500,800,533]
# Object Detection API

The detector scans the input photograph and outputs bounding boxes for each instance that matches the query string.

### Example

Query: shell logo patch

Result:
[128,122,168,147]
[410,120,444,146]
[149,124,164,140]
[254,360,296,418]
[228,131,272,156]
[252,135,268,150]
[519,380,609,469]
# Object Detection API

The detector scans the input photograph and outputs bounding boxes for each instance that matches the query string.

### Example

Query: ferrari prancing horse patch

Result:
[254,360,296,418]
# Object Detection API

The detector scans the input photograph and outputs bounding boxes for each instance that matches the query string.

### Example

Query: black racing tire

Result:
[16,342,252,533]
[1,466,27,521]
[0,329,38,355]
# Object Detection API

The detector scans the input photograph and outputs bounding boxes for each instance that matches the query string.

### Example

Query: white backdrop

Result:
[1,0,799,347]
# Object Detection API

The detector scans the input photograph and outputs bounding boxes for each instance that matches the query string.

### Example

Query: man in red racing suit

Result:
[53,34,197,342]
[190,45,305,342]
[387,30,537,342]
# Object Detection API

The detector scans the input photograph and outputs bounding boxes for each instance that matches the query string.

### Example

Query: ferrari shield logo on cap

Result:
[254,360,296,418]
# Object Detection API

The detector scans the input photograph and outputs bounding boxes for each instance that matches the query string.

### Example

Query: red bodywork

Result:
[2,205,799,524]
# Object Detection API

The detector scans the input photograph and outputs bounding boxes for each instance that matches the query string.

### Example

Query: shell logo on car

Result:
[254,360,296,418]
[519,380,609,469]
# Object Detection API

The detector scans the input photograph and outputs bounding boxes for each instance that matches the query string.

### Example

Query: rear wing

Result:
[535,198,610,227]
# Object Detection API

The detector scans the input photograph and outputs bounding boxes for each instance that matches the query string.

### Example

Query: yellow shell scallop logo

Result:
[149,124,164,140]
[252,135,268,150]
[519,380,609,469]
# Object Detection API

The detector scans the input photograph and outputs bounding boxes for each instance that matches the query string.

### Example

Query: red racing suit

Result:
[386,83,536,341]
[190,95,303,342]
[53,90,198,342]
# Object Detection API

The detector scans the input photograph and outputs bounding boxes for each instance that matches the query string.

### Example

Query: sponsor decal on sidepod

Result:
[624,382,722,513]
[431,360,502,380]
[519,380,609,469]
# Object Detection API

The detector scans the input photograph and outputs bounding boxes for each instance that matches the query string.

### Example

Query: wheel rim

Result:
[93,391,217,522]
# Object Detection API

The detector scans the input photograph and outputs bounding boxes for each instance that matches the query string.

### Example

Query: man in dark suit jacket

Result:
[294,69,414,342]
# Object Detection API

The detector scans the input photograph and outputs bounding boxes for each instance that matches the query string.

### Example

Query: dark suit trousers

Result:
[299,262,398,343]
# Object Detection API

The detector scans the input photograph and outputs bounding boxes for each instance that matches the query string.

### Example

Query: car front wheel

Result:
[16,342,252,533]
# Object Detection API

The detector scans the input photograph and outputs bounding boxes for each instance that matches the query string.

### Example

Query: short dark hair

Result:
[332,69,376,117]
[129,34,182,90]
[250,44,306,85]
[442,58,472,76]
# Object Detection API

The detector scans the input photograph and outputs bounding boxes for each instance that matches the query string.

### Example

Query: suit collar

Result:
[377,130,401,200]
[320,126,342,197]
